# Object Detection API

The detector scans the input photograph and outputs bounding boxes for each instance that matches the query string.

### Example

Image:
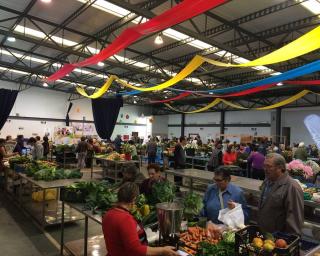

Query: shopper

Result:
[310,144,319,158]
[258,153,304,235]
[129,140,138,160]
[207,144,223,171]
[85,138,94,168]
[76,136,88,169]
[247,146,265,180]
[13,135,25,155]
[173,136,187,169]
[120,164,145,187]
[102,182,179,256]
[114,135,122,153]
[146,138,157,164]
[5,135,16,154]
[28,137,44,160]
[293,142,308,161]
[222,145,237,165]
[0,138,18,172]
[200,168,249,224]
[140,164,165,195]
[42,136,50,159]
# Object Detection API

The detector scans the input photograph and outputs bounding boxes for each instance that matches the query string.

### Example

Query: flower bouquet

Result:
[286,160,314,181]
[185,143,197,156]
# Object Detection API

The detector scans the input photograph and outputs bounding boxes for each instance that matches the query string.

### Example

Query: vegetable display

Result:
[33,168,83,181]
[25,160,57,177]
[9,156,30,169]
[196,240,235,256]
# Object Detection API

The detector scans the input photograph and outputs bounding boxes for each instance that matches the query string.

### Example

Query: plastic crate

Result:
[235,225,300,256]
[60,187,88,203]
[14,164,26,173]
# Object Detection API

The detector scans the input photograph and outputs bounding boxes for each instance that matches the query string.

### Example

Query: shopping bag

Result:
[218,203,244,229]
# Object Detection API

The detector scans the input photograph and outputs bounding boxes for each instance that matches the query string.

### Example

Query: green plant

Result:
[123,144,134,154]
[183,192,203,220]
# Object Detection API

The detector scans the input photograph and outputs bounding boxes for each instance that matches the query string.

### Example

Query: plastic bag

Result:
[218,203,244,229]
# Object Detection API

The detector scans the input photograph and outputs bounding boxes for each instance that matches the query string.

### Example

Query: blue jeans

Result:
[148,155,156,164]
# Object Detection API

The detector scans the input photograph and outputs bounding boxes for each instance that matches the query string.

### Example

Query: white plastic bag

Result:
[218,203,244,229]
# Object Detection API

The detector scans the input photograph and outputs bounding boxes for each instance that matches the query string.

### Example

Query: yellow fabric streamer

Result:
[76,25,320,97]
[165,90,319,113]
[76,75,117,99]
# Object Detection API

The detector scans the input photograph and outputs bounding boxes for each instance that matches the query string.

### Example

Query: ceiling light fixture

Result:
[7,37,16,42]
[154,33,164,45]
[97,62,105,67]
[133,100,137,104]
[276,82,283,86]
[43,82,49,87]
[41,0,52,3]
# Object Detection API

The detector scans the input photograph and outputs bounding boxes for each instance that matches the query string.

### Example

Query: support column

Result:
[220,110,225,140]
[276,108,282,144]
[181,113,185,137]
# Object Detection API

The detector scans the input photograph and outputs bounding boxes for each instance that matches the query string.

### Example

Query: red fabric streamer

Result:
[154,80,320,103]
[150,91,192,103]
[46,0,226,81]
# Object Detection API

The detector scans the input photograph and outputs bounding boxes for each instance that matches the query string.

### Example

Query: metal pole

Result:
[84,216,88,256]
[276,108,282,144]
[220,110,225,140]
[181,113,185,137]
[60,200,65,255]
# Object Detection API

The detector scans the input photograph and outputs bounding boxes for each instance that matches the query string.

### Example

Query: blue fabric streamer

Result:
[117,59,320,95]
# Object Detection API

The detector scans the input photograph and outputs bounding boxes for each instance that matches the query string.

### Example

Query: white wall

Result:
[282,107,320,146]
[152,115,168,137]
[0,81,151,140]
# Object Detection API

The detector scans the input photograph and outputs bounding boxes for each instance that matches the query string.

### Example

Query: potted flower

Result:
[122,144,133,161]
[286,160,314,182]
[185,143,197,156]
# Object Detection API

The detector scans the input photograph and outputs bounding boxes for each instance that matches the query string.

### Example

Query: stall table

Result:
[60,202,106,256]
[9,173,85,228]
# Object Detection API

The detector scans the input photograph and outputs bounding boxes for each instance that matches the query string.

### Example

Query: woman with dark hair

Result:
[13,135,25,155]
[140,164,165,195]
[0,138,18,174]
[102,182,178,256]
[201,168,249,224]
[222,145,237,165]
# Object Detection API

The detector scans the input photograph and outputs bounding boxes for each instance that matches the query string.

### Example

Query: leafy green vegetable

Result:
[183,192,203,220]
[222,231,235,244]
[150,180,176,204]
[9,156,30,169]
[196,240,235,256]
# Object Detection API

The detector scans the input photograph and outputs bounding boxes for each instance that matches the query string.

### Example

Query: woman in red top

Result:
[223,145,237,165]
[102,182,178,256]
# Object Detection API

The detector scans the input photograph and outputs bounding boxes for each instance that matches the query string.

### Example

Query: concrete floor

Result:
[0,194,59,256]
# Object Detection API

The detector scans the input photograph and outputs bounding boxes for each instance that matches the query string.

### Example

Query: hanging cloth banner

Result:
[46,0,226,81]
[76,75,116,99]
[150,92,192,103]
[152,80,320,103]
[165,90,320,113]
[77,58,320,98]
[109,25,320,92]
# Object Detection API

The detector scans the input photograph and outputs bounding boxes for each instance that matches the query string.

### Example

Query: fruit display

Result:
[235,225,299,256]
[106,152,122,161]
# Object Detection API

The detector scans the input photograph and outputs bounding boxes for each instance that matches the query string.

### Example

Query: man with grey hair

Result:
[257,153,304,235]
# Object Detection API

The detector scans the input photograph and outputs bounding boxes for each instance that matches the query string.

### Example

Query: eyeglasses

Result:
[213,178,225,183]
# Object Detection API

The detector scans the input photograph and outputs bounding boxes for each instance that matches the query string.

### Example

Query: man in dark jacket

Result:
[258,153,304,235]
[173,136,187,169]
[114,135,122,153]
[146,138,157,164]
[207,144,223,171]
